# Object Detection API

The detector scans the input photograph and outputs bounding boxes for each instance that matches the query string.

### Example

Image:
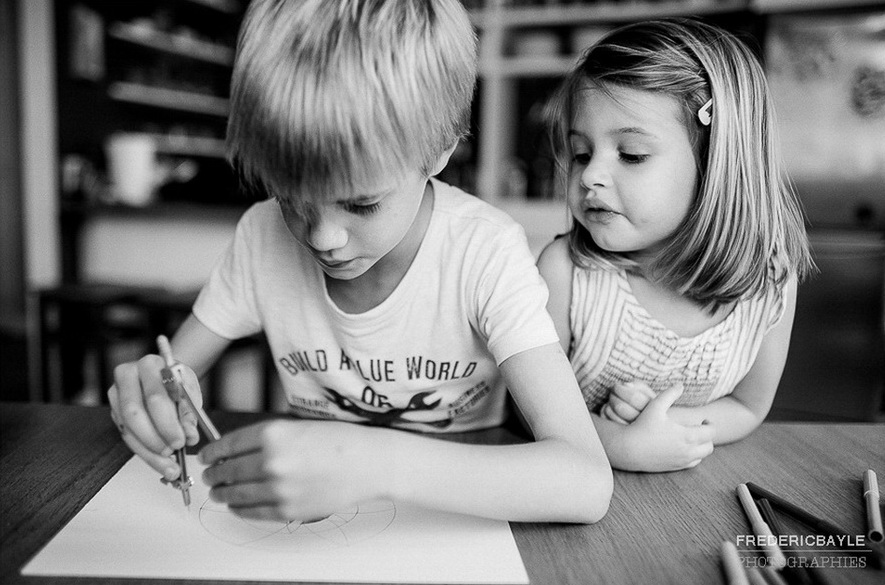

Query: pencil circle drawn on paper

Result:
[198,498,397,552]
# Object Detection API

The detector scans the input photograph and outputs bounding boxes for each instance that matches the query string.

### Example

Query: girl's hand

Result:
[621,385,714,472]
[108,355,201,481]
[601,381,660,424]
[200,420,386,522]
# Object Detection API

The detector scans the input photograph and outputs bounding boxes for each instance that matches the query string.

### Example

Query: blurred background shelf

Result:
[471,0,750,28]
[107,82,230,117]
[183,0,241,15]
[2,0,880,420]
[149,133,226,158]
[751,0,885,13]
[107,21,234,66]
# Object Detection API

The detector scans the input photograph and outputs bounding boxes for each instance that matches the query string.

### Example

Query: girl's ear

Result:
[428,142,460,177]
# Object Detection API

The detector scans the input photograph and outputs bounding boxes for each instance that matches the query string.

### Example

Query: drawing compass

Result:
[157,336,195,508]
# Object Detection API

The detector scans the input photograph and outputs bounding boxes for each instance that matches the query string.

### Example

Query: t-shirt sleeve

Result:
[469,222,560,365]
[192,207,263,340]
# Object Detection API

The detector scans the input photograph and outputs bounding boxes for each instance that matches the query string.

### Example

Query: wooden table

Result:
[1,402,883,584]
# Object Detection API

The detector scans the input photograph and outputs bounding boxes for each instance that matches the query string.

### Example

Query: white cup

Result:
[105,133,157,206]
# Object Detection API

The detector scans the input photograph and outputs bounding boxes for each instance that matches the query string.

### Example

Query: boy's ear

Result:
[428,142,460,177]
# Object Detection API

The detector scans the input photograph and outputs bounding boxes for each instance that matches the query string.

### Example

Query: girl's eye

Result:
[620,152,649,164]
[572,152,591,165]
[343,201,382,216]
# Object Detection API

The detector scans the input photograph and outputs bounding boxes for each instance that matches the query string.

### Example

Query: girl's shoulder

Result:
[537,235,572,283]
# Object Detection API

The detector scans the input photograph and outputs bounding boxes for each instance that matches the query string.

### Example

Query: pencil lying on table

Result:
[756,498,821,585]
[748,480,884,570]
[721,540,750,585]
[737,484,787,569]
[863,470,883,543]
[745,483,850,538]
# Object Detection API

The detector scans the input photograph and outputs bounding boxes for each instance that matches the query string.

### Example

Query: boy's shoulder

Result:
[241,198,280,220]
[431,179,523,234]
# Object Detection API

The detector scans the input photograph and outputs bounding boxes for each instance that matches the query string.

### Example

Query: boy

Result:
[109,0,612,523]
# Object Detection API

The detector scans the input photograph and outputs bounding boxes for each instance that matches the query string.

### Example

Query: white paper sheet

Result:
[22,456,529,583]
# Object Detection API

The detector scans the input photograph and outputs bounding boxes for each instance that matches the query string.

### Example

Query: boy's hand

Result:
[620,384,714,472]
[200,420,384,522]
[108,355,201,481]
[601,381,659,424]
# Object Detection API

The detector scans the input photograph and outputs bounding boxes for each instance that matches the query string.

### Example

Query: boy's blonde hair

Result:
[547,18,814,307]
[228,0,477,206]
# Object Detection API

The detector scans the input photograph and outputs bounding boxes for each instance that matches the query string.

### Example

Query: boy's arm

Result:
[200,234,611,523]
[170,313,232,378]
[667,278,798,444]
[109,313,231,477]
[390,342,613,523]
[200,343,613,524]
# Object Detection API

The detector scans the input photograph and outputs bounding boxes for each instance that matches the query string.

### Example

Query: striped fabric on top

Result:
[569,267,785,413]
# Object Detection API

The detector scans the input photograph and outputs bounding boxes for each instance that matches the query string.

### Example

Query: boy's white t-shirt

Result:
[193,179,559,432]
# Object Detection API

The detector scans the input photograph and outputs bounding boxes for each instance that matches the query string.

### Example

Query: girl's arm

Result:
[536,237,573,354]
[109,313,231,478]
[536,238,713,472]
[667,278,798,444]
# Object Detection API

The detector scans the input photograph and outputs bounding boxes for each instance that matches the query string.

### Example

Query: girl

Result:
[538,18,814,472]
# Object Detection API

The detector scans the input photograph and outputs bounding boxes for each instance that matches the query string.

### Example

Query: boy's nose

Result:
[306,216,348,252]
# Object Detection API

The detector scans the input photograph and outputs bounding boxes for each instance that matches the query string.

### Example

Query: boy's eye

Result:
[343,201,382,216]
[620,152,649,164]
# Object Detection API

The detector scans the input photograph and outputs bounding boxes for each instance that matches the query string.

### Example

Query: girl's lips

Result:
[583,209,620,224]
[582,200,616,214]
[581,200,620,224]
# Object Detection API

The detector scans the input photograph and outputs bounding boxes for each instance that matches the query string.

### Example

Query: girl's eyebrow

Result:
[567,128,658,139]
[613,127,653,137]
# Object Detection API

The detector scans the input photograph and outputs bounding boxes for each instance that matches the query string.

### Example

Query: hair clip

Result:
[697,99,713,126]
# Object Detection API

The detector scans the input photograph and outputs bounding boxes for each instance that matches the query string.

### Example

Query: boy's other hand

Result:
[108,354,201,480]
[601,380,659,424]
[199,420,384,523]
[621,384,714,472]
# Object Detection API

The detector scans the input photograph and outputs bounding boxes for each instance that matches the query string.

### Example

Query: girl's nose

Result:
[580,156,612,190]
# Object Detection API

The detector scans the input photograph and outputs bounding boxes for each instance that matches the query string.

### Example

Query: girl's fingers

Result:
[646,382,684,415]
[601,403,630,425]
[686,423,715,445]
[612,381,656,407]
[608,395,641,422]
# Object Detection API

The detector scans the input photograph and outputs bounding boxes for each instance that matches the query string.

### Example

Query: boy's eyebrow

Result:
[336,189,394,204]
